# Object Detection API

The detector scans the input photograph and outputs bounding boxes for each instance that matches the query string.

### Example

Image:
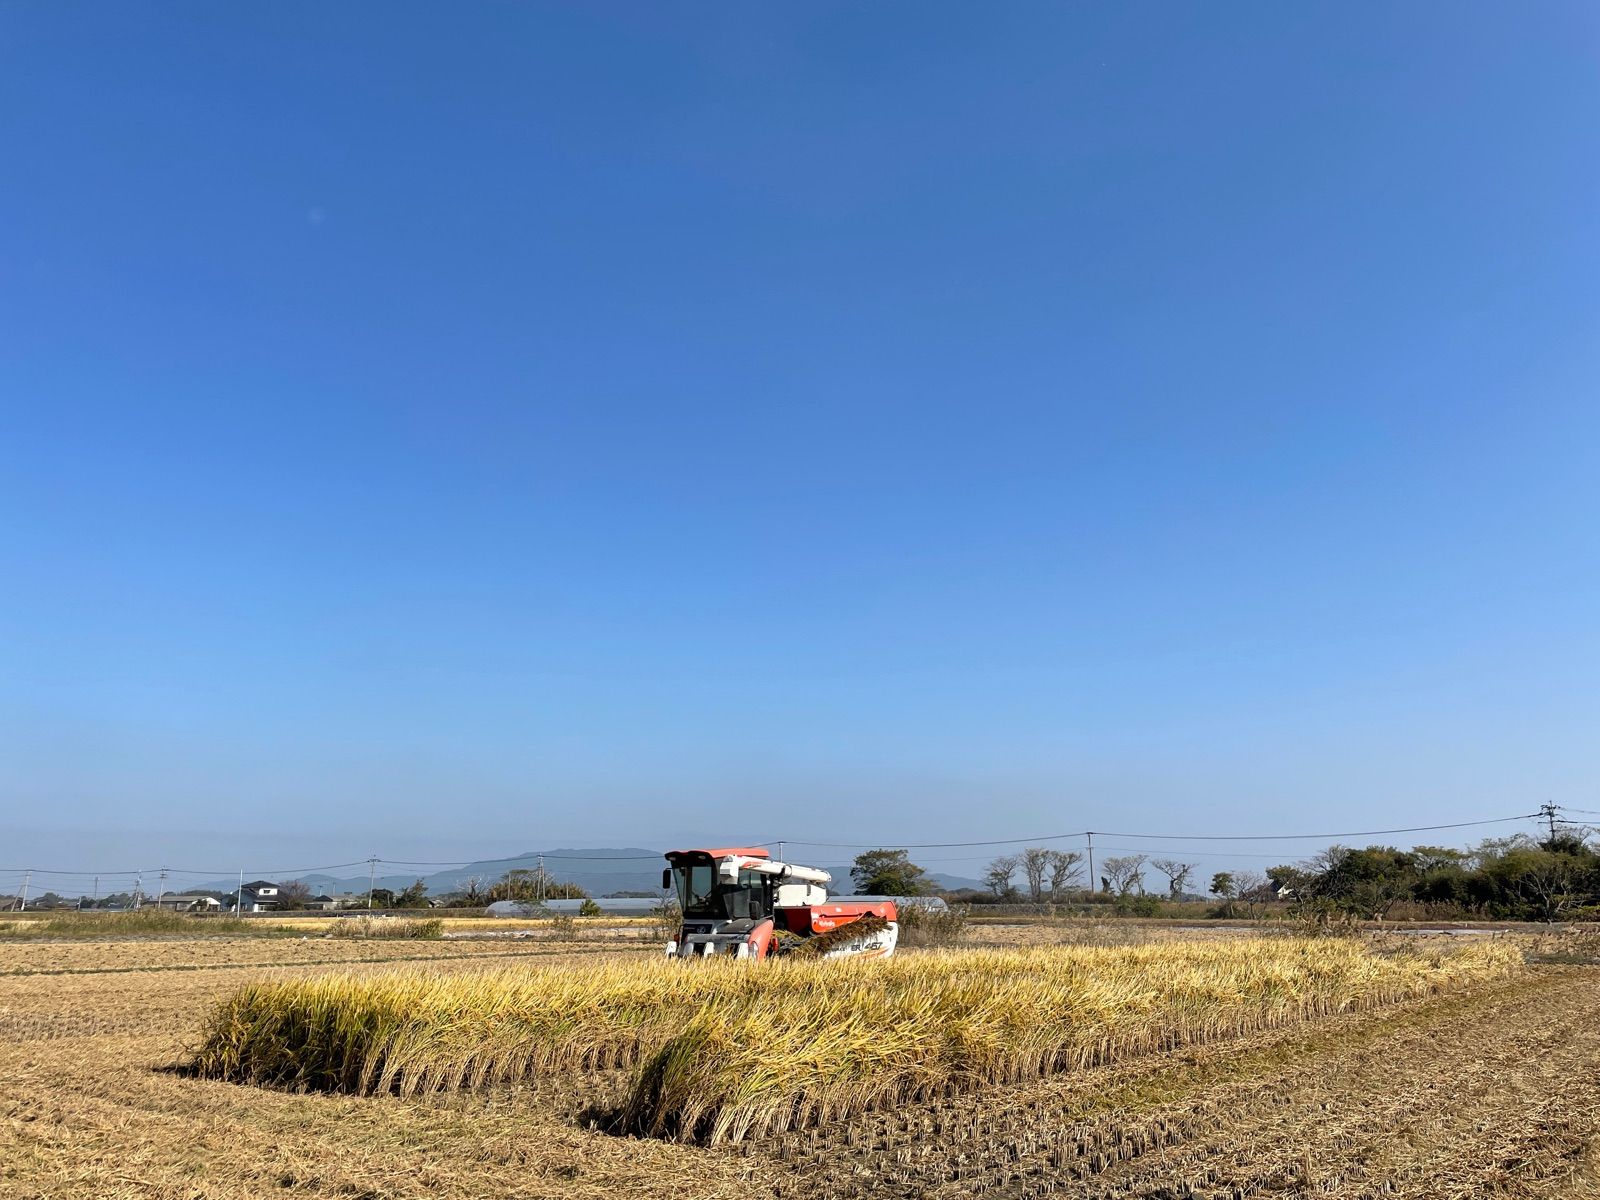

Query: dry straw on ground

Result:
[191,938,1520,1143]
[326,916,445,940]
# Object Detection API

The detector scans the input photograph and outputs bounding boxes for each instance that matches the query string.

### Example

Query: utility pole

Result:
[777,840,785,863]
[155,867,168,908]
[1539,802,1561,843]
[537,854,545,903]
[1086,832,1095,898]
[19,870,31,912]
[133,872,143,911]
[235,869,245,916]
[367,857,378,909]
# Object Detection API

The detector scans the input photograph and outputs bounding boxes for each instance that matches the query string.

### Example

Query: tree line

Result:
[1253,831,1600,922]
[847,847,1199,901]
[849,826,1600,923]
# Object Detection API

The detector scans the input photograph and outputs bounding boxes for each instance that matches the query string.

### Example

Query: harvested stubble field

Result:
[0,933,629,977]
[2,926,1598,1200]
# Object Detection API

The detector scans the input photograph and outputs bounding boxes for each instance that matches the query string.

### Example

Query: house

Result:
[308,892,365,911]
[234,881,281,912]
[144,893,223,913]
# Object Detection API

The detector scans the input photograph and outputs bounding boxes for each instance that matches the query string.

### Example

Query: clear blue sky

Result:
[2,3,1596,891]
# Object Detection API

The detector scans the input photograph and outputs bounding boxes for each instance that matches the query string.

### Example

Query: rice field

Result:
[6,927,1599,1198]
[191,937,1521,1142]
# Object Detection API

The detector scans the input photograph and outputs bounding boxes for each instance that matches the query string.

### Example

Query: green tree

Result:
[1410,846,1468,873]
[1210,871,1236,900]
[1481,845,1593,921]
[1265,864,1311,895]
[850,849,931,896]
[486,869,588,903]
[395,878,428,908]
[1273,832,1600,923]
[1304,846,1418,919]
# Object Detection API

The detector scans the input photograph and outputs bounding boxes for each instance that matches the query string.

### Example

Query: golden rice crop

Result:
[629,939,1521,1141]
[190,955,818,1093]
[190,938,1520,1141]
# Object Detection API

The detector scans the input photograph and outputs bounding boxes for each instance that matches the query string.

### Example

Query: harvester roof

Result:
[664,846,772,860]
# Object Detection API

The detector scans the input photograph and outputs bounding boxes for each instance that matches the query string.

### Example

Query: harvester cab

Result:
[662,846,898,960]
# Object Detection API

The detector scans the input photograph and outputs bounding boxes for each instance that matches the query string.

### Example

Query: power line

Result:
[0,859,377,878]
[0,857,374,876]
[0,866,151,877]
[0,812,1552,887]
[373,843,782,867]
[782,832,1089,850]
[221,860,376,875]
[1088,815,1538,842]
[377,853,664,866]
[1080,844,1325,860]
[779,813,1537,851]
[846,845,1332,865]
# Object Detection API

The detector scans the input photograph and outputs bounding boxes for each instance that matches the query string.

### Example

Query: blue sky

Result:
[2,3,1596,891]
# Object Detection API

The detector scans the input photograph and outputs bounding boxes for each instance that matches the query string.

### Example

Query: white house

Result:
[234,881,281,912]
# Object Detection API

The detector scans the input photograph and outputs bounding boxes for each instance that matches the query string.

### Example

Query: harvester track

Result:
[745,968,1600,1200]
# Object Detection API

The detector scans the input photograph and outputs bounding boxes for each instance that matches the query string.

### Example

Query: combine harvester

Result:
[662,846,897,960]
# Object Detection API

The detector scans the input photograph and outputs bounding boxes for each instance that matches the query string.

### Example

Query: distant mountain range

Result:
[187,848,982,898]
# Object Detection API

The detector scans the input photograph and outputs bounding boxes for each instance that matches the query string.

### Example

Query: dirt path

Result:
[747,967,1600,1199]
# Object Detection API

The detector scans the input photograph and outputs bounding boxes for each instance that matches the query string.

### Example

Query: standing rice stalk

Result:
[189,938,1520,1142]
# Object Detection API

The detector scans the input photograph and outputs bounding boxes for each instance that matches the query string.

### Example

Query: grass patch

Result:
[896,904,968,948]
[325,917,444,941]
[1521,928,1600,964]
[0,910,274,939]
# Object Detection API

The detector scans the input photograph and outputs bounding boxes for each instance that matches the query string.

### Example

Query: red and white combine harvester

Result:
[662,846,898,960]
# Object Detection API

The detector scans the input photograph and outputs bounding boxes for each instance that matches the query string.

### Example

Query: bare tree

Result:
[1306,845,1350,875]
[1150,859,1197,900]
[1045,850,1085,898]
[1102,854,1148,896]
[984,854,1019,899]
[1019,847,1052,901]
[1500,851,1587,922]
[1233,870,1271,915]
